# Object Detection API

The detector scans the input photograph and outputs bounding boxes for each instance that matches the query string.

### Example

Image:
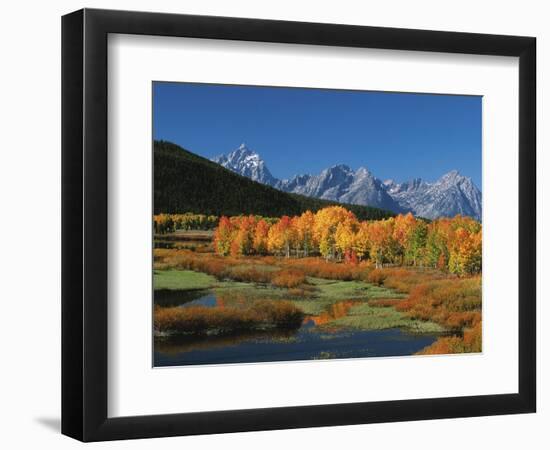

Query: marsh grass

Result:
[318,301,444,333]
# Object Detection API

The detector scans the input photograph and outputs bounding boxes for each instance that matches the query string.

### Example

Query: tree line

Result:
[153,213,280,234]
[154,213,220,234]
[213,206,482,276]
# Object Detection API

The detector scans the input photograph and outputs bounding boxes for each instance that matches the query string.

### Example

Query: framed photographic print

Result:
[62,8,536,442]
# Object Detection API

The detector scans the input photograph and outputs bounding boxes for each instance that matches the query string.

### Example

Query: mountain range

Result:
[212,144,482,221]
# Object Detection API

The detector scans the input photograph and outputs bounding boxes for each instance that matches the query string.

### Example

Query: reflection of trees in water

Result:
[305,300,360,326]
[155,328,298,355]
[215,292,255,309]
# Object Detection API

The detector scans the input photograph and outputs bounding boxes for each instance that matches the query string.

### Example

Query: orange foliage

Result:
[306,300,359,326]
[271,269,307,288]
[154,300,304,334]
[366,267,482,354]
[314,206,357,260]
[394,276,481,331]
[210,207,481,276]
[366,268,387,286]
[277,257,370,281]
[293,211,317,257]
[367,298,403,308]
[267,216,295,257]
[418,320,481,355]
[213,216,235,256]
[253,219,270,255]
[366,218,395,267]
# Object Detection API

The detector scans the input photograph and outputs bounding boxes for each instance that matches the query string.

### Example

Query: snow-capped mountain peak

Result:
[212,143,277,185]
[389,171,481,220]
[438,170,462,183]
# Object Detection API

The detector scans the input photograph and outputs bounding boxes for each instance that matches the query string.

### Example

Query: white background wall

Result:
[0,0,546,448]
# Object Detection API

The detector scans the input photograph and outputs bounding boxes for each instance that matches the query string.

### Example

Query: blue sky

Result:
[153,82,482,187]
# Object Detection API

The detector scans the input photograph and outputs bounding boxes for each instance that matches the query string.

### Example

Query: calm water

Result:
[155,289,217,307]
[154,291,440,367]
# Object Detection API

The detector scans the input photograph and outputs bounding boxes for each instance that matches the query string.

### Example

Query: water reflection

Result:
[154,290,442,367]
[154,326,440,366]
[305,300,360,326]
[156,329,298,356]
[154,289,211,307]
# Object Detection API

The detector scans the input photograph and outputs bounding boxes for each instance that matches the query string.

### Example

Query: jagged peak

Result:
[324,163,353,173]
[436,170,481,190]
[439,170,462,181]
[231,142,256,156]
[355,166,373,177]
[403,177,425,187]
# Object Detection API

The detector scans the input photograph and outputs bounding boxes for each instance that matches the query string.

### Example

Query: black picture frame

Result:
[62,8,536,442]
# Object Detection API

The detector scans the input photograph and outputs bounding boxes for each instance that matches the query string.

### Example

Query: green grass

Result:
[319,302,444,333]
[313,279,367,298]
[213,285,293,301]
[287,299,330,315]
[154,269,253,291]
[288,278,402,315]
[154,270,217,290]
[307,277,404,300]
[365,285,407,299]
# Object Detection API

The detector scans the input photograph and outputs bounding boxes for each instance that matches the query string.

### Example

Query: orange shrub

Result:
[394,276,481,331]
[271,269,307,288]
[154,300,304,334]
[417,336,465,355]
[226,266,273,284]
[276,257,369,281]
[366,268,387,286]
[463,322,482,351]
[376,268,449,293]
[418,322,482,355]
[368,298,403,308]
[364,267,482,354]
